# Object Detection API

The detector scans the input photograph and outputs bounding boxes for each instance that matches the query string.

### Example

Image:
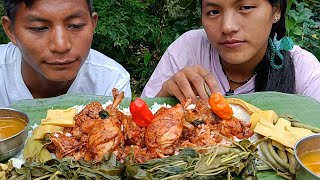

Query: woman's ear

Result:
[1,16,17,45]
[272,3,281,23]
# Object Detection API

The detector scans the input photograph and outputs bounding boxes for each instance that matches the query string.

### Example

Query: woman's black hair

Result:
[3,0,94,25]
[255,0,295,94]
[200,0,296,94]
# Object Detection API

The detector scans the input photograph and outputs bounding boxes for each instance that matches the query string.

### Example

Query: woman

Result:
[141,0,320,102]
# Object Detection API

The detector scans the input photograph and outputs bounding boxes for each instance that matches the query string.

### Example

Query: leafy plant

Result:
[0,2,9,43]
[286,0,320,58]
[92,0,200,95]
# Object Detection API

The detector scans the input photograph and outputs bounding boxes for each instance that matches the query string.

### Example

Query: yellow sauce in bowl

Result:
[0,117,27,140]
[300,149,320,176]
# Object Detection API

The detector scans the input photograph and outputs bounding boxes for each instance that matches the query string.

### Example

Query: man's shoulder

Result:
[0,43,20,64]
[85,49,129,76]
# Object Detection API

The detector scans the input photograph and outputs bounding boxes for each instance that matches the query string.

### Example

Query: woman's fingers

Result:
[173,71,198,101]
[156,66,221,102]
[164,79,187,102]
[187,66,221,100]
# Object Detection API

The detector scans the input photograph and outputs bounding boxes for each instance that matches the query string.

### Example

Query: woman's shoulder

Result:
[290,45,319,65]
[177,28,209,43]
[168,29,210,51]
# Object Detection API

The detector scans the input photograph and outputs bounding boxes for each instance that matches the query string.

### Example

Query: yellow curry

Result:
[300,149,320,176]
[0,117,27,140]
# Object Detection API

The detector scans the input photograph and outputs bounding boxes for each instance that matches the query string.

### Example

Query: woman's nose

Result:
[221,12,240,34]
[49,27,72,53]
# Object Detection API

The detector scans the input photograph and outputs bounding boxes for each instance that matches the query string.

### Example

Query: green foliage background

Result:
[0,0,319,95]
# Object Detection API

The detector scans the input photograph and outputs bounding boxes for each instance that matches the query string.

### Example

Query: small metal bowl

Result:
[0,108,29,162]
[294,133,320,180]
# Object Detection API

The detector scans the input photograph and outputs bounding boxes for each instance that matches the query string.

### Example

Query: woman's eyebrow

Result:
[203,1,219,7]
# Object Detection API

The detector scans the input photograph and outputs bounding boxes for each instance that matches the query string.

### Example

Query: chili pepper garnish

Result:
[129,97,155,127]
[208,92,233,120]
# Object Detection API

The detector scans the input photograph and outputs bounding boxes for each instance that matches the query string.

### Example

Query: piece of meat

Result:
[122,115,146,147]
[184,99,216,125]
[50,132,80,158]
[74,102,103,126]
[145,103,185,158]
[87,118,124,161]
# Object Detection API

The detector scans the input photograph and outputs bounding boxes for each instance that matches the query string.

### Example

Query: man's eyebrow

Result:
[64,10,89,21]
[26,15,49,23]
[25,10,89,22]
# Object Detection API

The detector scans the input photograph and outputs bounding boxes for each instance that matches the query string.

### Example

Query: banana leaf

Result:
[8,91,320,180]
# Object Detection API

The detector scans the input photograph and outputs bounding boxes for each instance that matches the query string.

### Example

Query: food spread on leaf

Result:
[2,89,320,179]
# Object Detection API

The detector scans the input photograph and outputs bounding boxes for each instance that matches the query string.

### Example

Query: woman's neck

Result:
[220,57,260,91]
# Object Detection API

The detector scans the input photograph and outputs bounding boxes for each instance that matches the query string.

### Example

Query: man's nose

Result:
[221,12,240,34]
[49,27,72,53]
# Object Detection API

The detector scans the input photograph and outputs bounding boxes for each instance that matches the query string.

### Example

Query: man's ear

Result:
[91,12,98,29]
[1,16,17,45]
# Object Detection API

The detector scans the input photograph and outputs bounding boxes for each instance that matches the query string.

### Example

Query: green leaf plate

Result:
[8,91,320,180]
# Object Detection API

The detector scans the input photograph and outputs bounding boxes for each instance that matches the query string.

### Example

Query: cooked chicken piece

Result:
[145,103,185,158]
[74,102,103,127]
[87,118,124,161]
[51,96,128,162]
[106,88,146,147]
[50,132,80,158]
[184,99,215,124]
[122,115,146,147]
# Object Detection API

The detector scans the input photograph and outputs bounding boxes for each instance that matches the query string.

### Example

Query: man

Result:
[0,0,131,107]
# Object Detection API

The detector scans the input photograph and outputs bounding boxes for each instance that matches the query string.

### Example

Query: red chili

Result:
[129,98,155,127]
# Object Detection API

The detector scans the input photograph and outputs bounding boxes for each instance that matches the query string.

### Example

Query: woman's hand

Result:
[156,66,221,102]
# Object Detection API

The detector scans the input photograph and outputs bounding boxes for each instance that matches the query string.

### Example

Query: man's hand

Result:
[156,66,221,102]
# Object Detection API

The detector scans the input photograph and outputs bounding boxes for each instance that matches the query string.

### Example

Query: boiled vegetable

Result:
[267,140,289,170]
[287,152,296,174]
[259,141,286,172]
[291,122,320,133]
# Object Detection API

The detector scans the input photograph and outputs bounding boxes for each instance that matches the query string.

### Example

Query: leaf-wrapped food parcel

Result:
[32,125,64,140]
[23,137,52,163]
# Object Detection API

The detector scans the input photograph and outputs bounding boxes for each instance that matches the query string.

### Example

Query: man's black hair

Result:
[3,0,94,24]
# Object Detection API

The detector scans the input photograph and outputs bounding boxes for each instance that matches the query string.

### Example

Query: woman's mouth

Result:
[221,40,246,49]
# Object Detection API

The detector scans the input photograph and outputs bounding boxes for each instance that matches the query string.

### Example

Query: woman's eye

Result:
[208,10,220,16]
[29,27,48,32]
[240,6,255,10]
[68,24,85,29]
